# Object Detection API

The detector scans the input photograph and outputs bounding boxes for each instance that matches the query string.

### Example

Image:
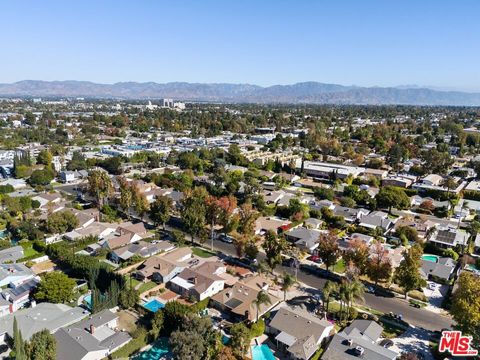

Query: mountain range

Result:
[1,80,480,106]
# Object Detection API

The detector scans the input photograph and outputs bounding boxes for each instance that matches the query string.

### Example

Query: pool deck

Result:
[251,335,284,360]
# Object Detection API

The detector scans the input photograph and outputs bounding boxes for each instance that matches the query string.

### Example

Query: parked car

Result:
[379,339,394,348]
[307,255,323,264]
[219,233,234,243]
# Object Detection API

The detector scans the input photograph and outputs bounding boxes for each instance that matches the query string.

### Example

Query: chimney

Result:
[90,324,95,334]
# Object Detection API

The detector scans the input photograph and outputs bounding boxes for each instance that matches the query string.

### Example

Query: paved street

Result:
[207,235,453,332]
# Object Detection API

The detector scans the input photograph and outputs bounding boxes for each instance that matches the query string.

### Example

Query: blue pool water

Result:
[222,334,231,345]
[83,294,92,309]
[251,345,275,360]
[133,338,170,360]
[143,299,165,312]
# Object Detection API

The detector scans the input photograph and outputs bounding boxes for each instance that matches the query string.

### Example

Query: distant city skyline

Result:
[2,0,480,91]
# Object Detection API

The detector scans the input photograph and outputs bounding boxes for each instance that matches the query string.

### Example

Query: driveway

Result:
[390,326,434,360]
[423,281,449,314]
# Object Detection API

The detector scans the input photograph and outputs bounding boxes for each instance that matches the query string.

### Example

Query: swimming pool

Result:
[251,344,275,360]
[143,299,165,313]
[133,338,170,360]
[422,254,439,263]
[83,294,92,309]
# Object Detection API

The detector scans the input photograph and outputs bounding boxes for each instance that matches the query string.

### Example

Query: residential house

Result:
[255,217,292,236]
[267,306,334,360]
[64,222,117,242]
[298,160,363,180]
[110,240,174,263]
[428,226,469,249]
[0,264,35,287]
[304,218,323,230]
[169,261,226,301]
[134,247,192,283]
[0,302,86,341]
[421,257,457,282]
[0,246,24,264]
[55,310,132,360]
[333,206,369,223]
[101,222,150,250]
[358,211,395,234]
[394,217,437,241]
[322,320,398,360]
[382,175,415,188]
[0,278,40,317]
[284,227,326,254]
[211,275,280,322]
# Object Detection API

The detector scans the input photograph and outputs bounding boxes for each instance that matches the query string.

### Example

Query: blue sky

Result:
[1,0,480,90]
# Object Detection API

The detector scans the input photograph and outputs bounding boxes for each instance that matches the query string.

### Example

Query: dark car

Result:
[379,339,394,348]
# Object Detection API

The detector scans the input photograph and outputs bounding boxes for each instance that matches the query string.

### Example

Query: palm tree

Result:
[254,291,272,322]
[340,279,365,321]
[280,273,295,301]
[322,281,338,316]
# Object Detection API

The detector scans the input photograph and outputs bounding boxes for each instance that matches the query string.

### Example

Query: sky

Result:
[1,0,480,91]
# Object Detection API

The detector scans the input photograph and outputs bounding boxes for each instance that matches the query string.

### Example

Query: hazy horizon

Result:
[2,1,480,91]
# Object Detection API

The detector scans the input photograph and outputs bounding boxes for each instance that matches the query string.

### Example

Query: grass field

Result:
[192,247,215,258]
[138,281,157,294]
[332,259,346,273]
[20,242,41,258]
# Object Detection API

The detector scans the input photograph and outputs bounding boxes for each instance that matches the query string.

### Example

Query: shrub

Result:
[348,307,358,320]
[250,319,265,337]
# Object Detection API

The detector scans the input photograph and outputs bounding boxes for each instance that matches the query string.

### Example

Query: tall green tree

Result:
[280,273,295,301]
[253,290,272,322]
[366,241,393,286]
[27,329,56,360]
[394,244,426,298]
[150,195,173,230]
[229,322,251,358]
[36,149,53,166]
[262,230,286,271]
[170,314,219,360]
[375,186,411,213]
[180,187,208,244]
[451,272,480,350]
[317,231,340,272]
[34,271,76,303]
[13,317,27,360]
[87,170,113,207]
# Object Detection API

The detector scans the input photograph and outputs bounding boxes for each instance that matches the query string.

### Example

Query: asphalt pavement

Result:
[209,236,453,332]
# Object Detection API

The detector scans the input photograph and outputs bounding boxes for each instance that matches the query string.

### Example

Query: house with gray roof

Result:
[0,277,40,317]
[284,227,326,254]
[0,302,86,341]
[110,240,174,263]
[421,257,457,282]
[54,309,131,360]
[428,227,469,249]
[322,320,397,360]
[0,264,35,287]
[358,211,395,234]
[267,305,333,360]
[333,206,369,223]
[0,246,24,264]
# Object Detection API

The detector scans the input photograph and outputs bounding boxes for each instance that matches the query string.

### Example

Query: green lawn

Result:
[380,321,406,339]
[20,242,41,258]
[138,281,157,294]
[192,247,215,258]
[332,259,346,273]
[124,275,141,289]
